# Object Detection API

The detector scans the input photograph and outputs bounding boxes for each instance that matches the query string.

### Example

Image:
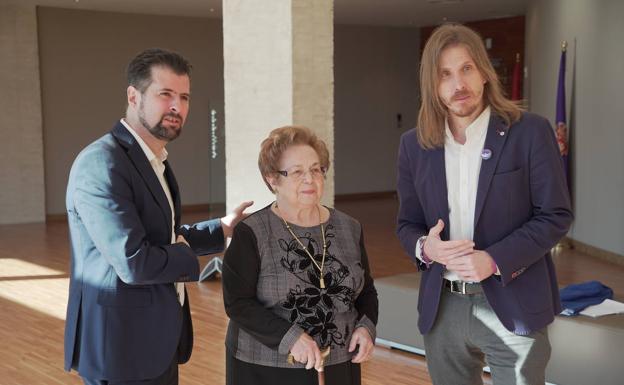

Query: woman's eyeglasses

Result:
[276,166,327,180]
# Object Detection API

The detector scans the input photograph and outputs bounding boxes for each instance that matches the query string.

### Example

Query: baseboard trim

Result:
[46,193,397,222]
[564,236,624,266]
[46,213,67,222]
[46,202,227,223]
[181,203,225,215]
[334,191,396,202]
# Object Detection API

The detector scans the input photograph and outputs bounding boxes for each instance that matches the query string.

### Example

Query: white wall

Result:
[334,25,420,195]
[526,0,624,256]
[38,7,225,215]
[0,4,46,224]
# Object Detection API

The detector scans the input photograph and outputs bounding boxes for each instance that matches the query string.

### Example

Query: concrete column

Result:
[0,4,46,224]
[223,0,334,211]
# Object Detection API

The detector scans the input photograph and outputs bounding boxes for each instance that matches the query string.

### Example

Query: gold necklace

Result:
[275,203,328,289]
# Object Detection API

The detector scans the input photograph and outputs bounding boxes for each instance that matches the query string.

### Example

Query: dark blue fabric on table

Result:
[560,280,613,316]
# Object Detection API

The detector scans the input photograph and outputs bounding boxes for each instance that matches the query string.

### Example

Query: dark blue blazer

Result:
[397,112,573,335]
[64,122,225,380]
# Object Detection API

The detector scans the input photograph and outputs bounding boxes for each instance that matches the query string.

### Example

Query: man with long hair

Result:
[396,24,573,384]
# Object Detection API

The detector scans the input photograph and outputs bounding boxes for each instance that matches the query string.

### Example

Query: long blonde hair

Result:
[417,23,522,149]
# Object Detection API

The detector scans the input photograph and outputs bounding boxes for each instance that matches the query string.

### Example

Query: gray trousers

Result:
[423,288,551,385]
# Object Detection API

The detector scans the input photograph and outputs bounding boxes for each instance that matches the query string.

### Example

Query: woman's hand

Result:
[290,333,322,370]
[348,327,374,363]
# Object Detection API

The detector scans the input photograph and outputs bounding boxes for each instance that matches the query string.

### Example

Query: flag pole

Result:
[554,39,572,251]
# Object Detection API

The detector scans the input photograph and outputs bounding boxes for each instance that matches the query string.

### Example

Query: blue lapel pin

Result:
[481,148,492,160]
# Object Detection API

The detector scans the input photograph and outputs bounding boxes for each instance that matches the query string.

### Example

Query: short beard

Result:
[444,91,483,119]
[448,103,480,118]
[138,99,182,142]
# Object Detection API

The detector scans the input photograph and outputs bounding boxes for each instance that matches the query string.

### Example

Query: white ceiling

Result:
[8,0,528,27]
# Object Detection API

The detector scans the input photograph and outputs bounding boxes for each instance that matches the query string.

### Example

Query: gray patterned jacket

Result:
[223,205,378,368]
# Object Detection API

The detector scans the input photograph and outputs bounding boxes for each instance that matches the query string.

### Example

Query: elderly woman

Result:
[222,126,378,385]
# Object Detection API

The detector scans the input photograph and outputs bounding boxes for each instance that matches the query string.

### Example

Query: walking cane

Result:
[288,346,331,385]
[317,347,330,385]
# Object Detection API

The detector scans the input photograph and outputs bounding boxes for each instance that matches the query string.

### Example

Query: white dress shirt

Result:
[416,107,490,282]
[121,119,184,305]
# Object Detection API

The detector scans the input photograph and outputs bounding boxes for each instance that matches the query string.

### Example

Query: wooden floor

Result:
[1,196,622,385]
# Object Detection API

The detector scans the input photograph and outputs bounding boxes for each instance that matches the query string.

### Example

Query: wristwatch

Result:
[418,235,433,267]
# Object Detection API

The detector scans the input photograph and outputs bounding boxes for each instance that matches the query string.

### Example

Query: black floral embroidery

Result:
[279,224,360,348]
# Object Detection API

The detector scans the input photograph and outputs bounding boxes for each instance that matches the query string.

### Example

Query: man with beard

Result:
[396,25,573,384]
[64,48,252,385]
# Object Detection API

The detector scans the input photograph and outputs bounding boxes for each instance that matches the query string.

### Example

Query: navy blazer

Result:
[64,121,225,380]
[397,112,573,335]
